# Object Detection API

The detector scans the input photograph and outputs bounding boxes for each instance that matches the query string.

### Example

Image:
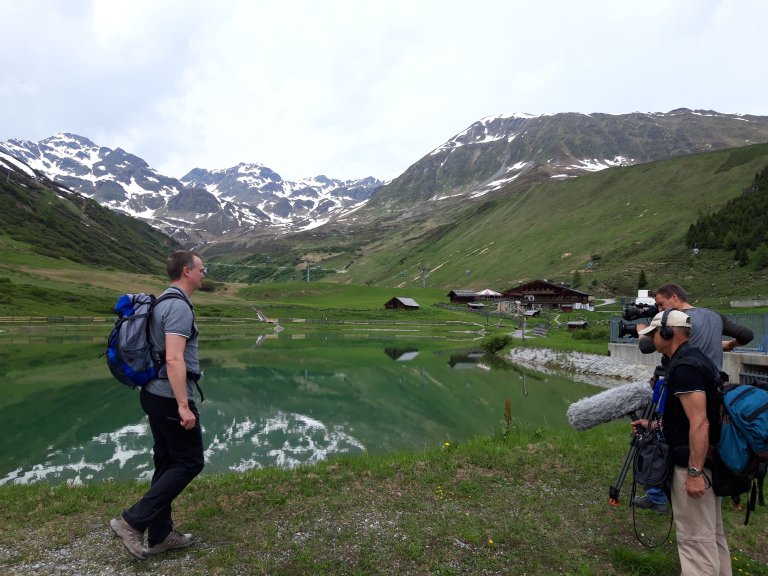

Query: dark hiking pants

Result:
[122,388,204,546]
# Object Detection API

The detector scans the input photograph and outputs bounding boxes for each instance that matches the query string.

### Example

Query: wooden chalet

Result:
[501,280,590,309]
[384,296,420,310]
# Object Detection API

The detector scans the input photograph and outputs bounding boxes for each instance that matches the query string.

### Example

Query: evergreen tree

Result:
[753,245,768,270]
[735,246,749,267]
[638,269,648,290]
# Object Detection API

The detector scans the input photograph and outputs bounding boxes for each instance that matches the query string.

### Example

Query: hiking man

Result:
[633,309,731,576]
[110,250,207,559]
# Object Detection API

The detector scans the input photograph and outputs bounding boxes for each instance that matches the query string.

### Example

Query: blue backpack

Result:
[105,291,191,388]
[717,383,768,522]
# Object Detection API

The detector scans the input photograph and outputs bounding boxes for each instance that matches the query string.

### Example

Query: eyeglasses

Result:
[186,265,208,277]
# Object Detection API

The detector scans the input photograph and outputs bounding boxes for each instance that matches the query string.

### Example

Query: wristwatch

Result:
[688,466,703,477]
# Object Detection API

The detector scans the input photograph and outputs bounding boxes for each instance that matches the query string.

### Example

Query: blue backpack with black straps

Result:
[718,382,768,523]
[105,291,191,388]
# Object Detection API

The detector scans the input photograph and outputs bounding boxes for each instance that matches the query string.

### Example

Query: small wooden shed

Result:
[447,290,477,304]
[384,297,420,310]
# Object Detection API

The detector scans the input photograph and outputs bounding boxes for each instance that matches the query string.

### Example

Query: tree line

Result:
[686,164,768,268]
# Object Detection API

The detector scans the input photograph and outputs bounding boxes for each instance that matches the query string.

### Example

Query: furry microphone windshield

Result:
[566,381,653,431]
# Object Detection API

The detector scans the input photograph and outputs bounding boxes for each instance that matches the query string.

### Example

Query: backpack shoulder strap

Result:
[153,288,197,338]
[667,346,719,384]
[149,287,203,401]
[154,287,193,309]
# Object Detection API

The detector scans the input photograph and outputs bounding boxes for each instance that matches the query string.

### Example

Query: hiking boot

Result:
[146,530,195,554]
[633,495,669,515]
[109,516,147,560]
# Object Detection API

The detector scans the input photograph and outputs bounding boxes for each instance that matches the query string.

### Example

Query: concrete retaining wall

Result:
[730,299,768,308]
[609,342,768,381]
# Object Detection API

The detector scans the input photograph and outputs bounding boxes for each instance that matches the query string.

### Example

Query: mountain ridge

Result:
[3,138,768,299]
[0,133,383,245]
[3,108,768,298]
[363,108,768,216]
[6,109,768,244]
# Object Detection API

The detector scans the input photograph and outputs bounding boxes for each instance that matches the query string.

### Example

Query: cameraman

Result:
[637,283,753,368]
[633,283,753,512]
[633,310,731,576]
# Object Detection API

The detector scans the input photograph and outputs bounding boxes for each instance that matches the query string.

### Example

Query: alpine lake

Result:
[0,318,603,486]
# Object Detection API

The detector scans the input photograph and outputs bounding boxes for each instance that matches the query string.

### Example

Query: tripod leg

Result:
[609,403,655,505]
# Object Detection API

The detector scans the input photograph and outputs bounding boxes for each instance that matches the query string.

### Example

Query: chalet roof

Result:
[447,290,477,297]
[476,288,502,297]
[386,296,420,308]
[503,279,591,297]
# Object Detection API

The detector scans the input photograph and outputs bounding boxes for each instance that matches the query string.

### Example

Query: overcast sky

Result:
[1,0,766,182]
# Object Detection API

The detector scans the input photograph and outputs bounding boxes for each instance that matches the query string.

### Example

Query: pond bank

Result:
[506,346,653,389]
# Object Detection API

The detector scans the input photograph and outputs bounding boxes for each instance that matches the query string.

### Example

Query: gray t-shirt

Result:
[686,307,724,370]
[144,286,200,400]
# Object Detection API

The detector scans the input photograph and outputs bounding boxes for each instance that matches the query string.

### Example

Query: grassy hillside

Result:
[310,143,768,299]
[0,169,179,275]
[0,166,187,316]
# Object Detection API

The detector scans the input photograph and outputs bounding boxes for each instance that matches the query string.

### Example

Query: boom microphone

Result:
[567,381,653,431]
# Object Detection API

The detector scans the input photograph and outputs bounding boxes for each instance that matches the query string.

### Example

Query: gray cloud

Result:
[2,0,766,182]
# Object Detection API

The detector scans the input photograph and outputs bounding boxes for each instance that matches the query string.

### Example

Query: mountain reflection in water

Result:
[0,336,600,485]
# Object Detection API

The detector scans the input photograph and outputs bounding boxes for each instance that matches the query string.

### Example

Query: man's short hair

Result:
[652,283,689,303]
[167,250,200,281]
[674,326,692,338]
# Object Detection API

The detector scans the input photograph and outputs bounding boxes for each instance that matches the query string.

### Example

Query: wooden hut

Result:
[384,297,420,310]
[447,290,477,304]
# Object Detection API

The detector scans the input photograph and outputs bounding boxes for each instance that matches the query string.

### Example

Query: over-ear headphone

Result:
[659,308,675,340]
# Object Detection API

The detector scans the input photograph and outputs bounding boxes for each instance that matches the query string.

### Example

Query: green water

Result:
[0,327,600,485]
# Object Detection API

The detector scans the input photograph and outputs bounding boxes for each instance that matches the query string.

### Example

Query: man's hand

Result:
[178,404,196,430]
[686,473,706,498]
[631,418,650,434]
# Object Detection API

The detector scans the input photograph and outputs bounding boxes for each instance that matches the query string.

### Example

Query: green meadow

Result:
[2,423,767,575]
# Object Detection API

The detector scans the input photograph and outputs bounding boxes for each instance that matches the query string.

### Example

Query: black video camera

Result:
[618,320,639,339]
[621,302,658,321]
